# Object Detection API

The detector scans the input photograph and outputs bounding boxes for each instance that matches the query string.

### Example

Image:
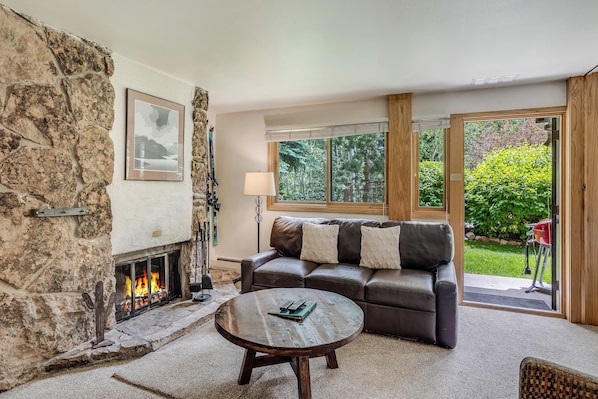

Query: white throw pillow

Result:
[300,223,339,264]
[359,225,401,269]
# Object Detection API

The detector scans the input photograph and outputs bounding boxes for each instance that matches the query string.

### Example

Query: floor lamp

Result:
[243,172,276,253]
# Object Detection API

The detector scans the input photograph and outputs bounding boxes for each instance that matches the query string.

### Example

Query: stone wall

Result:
[191,87,209,233]
[181,87,210,299]
[0,6,115,390]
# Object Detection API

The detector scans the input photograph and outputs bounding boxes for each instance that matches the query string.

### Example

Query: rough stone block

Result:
[45,26,111,76]
[0,7,59,85]
[192,122,208,157]
[76,182,113,239]
[192,87,209,112]
[191,160,208,194]
[1,84,76,149]
[77,127,114,184]
[28,237,114,294]
[0,147,77,207]
[64,73,115,130]
[0,194,75,288]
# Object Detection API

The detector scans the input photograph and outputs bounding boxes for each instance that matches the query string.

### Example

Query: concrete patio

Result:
[464,273,554,311]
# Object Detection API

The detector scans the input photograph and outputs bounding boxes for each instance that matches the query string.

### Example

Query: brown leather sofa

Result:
[241,216,458,348]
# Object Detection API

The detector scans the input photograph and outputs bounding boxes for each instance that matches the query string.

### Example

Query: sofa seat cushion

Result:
[305,263,374,301]
[365,269,435,312]
[253,257,320,288]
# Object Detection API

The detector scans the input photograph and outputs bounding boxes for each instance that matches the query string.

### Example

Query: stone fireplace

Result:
[0,4,209,391]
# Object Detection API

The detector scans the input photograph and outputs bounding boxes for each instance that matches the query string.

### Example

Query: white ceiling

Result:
[2,0,598,114]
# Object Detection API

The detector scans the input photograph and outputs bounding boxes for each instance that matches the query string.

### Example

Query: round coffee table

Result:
[214,287,364,399]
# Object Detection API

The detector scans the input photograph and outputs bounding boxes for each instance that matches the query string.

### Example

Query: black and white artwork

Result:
[126,89,185,181]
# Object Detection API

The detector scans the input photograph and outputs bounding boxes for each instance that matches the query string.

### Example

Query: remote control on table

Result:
[280,300,294,311]
[287,299,306,312]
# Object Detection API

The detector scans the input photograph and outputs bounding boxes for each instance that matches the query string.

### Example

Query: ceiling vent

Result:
[471,74,520,86]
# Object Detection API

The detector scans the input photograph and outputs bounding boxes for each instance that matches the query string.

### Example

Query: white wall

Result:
[212,82,567,268]
[412,81,566,116]
[109,54,214,256]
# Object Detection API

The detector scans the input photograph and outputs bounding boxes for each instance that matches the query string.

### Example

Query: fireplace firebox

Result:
[115,251,181,321]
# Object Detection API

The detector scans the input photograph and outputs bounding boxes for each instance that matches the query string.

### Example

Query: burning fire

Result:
[124,268,163,298]
[116,267,169,318]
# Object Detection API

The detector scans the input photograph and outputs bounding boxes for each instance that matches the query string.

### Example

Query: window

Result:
[330,133,385,203]
[268,123,387,214]
[278,138,326,202]
[414,128,447,211]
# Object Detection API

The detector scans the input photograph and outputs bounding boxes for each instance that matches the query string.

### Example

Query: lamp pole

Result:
[255,195,264,253]
[244,171,276,254]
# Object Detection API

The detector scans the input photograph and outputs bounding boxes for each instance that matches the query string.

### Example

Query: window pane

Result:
[278,139,326,201]
[418,129,444,207]
[330,133,386,203]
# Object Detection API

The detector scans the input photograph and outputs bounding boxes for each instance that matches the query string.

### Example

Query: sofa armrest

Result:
[240,250,279,293]
[435,262,458,348]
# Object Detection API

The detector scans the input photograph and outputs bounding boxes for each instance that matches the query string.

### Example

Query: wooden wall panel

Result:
[449,114,465,303]
[565,77,584,323]
[583,73,598,325]
[388,93,412,220]
[566,73,598,325]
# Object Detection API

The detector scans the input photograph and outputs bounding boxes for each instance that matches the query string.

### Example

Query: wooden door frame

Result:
[448,107,566,316]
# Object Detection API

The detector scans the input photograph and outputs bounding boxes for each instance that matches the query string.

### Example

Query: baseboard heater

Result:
[217,257,242,263]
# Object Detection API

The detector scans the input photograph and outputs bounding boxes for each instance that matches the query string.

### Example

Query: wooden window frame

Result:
[267,136,388,215]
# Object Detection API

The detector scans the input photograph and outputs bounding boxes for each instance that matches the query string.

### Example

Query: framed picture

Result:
[126,89,185,181]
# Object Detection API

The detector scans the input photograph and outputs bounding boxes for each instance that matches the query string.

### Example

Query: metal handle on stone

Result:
[34,207,88,217]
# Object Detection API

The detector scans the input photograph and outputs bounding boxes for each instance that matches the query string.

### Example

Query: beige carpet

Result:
[112,306,598,399]
[2,306,598,399]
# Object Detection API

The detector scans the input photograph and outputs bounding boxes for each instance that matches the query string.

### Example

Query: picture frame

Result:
[126,89,185,181]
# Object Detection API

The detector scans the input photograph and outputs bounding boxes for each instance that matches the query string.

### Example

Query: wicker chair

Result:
[519,357,598,398]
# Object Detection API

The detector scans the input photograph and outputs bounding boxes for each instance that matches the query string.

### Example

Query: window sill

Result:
[412,209,450,221]
[267,200,386,215]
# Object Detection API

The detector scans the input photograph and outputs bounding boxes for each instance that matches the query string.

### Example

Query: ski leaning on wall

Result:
[207,126,221,245]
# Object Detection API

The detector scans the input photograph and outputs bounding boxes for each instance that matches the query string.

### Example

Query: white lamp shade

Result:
[243,172,276,196]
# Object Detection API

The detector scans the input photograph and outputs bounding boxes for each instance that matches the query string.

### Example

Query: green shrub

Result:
[465,144,551,240]
[418,160,444,207]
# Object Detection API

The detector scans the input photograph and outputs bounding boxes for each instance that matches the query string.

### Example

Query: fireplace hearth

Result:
[115,250,182,322]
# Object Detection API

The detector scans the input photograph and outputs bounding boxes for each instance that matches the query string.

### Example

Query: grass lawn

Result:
[464,240,552,284]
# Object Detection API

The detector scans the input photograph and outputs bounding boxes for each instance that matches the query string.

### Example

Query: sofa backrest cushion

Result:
[300,223,340,264]
[330,218,380,264]
[382,220,454,272]
[359,224,401,269]
[270,216,330,258]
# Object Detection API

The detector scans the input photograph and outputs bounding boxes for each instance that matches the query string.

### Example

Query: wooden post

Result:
[387,93,412,220]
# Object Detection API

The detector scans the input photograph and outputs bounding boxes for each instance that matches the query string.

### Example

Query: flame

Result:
[124,269,163,298]
[117,267,168,317]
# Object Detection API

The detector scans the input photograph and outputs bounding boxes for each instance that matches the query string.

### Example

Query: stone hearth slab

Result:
[43,272,240,374]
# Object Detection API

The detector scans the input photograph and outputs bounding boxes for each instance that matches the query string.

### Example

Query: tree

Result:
[417,128,445,207]
[464,118,548,170]
[418,161,444,207]
[418,128,444,162]
[278,139,326,201]
[330,133,385,203]
[465,144,551,240]
[277,132,386,203]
